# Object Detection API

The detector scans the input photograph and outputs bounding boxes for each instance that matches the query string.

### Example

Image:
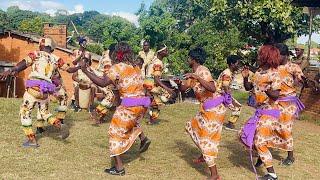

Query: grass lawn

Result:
[0,97,319,180]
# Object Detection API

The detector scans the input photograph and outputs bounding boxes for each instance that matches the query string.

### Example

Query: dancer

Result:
[79,42,151,175]
[145,44,175,124]
[36,69,68,134]
[139,40,155,77]
[70,37,90,111]
[72,52,96,112]
[240,45,282,180]
[273,43,306,166]
[178,47,231,180]
[0,37,75,147]
[91,43,117,124]
[217,55,242,130]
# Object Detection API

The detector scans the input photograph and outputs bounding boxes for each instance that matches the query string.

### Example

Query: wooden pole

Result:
[307,7,313,61]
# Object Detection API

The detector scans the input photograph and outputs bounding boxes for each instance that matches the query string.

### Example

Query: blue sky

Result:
[0,0,319,43]
[0,0,154,25]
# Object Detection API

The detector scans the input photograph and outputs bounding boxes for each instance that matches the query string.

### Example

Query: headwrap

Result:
[78,37,87,46]
[39,37,57,49]
[157,44,167,53]
[116,51,125,61]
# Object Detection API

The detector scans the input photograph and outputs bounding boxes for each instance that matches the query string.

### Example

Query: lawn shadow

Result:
[224,140,265,176]
[104,142,147,167]
[270,150,284,162]
[36,109,75,142]
[174,140,208,176]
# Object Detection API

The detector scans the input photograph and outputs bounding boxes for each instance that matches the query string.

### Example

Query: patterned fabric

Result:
[191,65,217,102]
[93,53,115,119]
[25,51,68,82]
[77,69,93,88]
[217,68,233,92]
[107,63,146,156]
[73,49,83,61]
[21,51,66,140]
[144,57,169,121]
[20,91,59,140]
[278,62,304,97]
[146,57,163,78]
[252,69,281,109]
[95,88,115,119]
[217,68,242,123]
[139,50,155,77]
[276,62,304,152]
[250,68,285,168]
[185,65,226,167]
[96,50,113,73]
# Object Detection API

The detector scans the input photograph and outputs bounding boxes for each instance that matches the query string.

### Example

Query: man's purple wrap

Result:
[26,79,56,94]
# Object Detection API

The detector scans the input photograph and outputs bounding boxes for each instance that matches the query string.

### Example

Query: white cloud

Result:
[298,33,320,44]
[0,0,84,16]
[105,12,139,26]
[68,4,84,14]
[40,1,65,10]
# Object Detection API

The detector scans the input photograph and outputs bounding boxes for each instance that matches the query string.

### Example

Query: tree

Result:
[18,16,47,35]
[0,10,9,29]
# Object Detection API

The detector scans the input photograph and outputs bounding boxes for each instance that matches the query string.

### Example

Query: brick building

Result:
[300,67,320,114]
[0,23,101,98]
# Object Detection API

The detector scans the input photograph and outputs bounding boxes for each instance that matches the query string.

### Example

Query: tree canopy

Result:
[0,1,318,76]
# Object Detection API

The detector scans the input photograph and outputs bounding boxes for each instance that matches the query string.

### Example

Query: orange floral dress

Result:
[251,68,284,168]
[277,62,304,151]
[185,65,226,167]
[107,63,146,156]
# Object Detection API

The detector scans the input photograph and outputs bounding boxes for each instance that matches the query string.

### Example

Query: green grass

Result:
[0,98,320,180]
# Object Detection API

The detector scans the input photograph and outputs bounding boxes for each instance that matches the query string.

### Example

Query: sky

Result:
[0,0,319,44]
[0,0,154,25]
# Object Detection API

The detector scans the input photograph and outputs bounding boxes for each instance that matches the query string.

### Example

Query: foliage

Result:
[18,16,47,35]
[86,43,104,55]
[0,2,319,75]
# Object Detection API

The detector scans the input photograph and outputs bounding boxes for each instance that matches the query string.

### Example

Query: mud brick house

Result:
[0,23,101,98]
[300,67,320,114]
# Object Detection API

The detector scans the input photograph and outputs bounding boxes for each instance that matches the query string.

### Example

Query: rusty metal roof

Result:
[0,30,102,61]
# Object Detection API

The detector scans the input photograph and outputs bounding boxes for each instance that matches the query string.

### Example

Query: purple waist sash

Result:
[278,96,305,117]
[240,108,280,180]
[202,93,232,111]
[26,79,56,94]
[121,96,151,108]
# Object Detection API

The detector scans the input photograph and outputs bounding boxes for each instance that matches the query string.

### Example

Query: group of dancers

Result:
[0,37,308,180]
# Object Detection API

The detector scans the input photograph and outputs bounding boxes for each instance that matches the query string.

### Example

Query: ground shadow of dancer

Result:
[224,139,265,176]
[175,139,208,176]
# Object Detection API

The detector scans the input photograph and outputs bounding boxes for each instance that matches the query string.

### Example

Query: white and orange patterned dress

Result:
[251,68,283,168]
[107,63,147,156]
[185,65,227,167]
[277,62,304,151]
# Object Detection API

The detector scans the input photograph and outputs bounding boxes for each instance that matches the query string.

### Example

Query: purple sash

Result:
[240,109,280,180]
[26,79,56,94]
[202,93,232,111]
[278,96,305,117]
[121,96,151,108]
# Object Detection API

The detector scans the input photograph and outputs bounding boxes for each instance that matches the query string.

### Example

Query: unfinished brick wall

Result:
[43,23,67,48]
[0,33,98,98]
[300,67,320,114]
